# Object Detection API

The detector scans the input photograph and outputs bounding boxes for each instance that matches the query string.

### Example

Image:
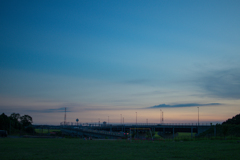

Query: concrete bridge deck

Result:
[61,128,125,139]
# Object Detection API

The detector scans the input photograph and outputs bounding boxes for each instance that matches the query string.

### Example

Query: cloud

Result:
[148,103,222,108]
[1,106,75,114]
[197,68,240,99]
[37,107,69,113]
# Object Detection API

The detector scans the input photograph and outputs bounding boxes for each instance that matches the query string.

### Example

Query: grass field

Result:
[1,138,240,160]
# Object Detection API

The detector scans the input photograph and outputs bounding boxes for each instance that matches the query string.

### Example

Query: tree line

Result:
[198,113,240,138]
[222,113,240,125]
[0,113,34,134]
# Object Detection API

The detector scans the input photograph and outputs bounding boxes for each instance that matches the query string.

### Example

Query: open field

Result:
[1,138,240,160]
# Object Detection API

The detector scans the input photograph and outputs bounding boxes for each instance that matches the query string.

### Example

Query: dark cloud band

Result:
[148,103,222,108]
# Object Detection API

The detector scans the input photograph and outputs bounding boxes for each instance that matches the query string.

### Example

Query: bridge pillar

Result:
[214,126,216,137]
[172,128,174,140]
[191,127,193,138]
[152,128,155,138]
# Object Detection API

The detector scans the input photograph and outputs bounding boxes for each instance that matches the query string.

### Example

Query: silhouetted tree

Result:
[9,113,21,130]
[10,113,20,120]
[25,126,35,134]
[0,113,10,131]
[20,115,33,127]
[222,114,240,125]
[222,125,229,139]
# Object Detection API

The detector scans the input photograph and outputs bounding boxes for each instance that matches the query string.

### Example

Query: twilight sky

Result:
[1,0,240,125]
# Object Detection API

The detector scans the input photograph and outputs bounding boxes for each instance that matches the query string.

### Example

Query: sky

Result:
[0,0,240,125]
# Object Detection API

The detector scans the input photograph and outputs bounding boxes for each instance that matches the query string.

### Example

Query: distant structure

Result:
[64,107,66,125]
[103,121,107,126]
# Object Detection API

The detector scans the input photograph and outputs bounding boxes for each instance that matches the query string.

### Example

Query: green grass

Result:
[1,138,240,160]
[174,132,193,141]
[154,132,193,141]
[177,132,192,137]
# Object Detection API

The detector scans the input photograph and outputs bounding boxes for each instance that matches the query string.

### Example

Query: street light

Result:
[136,112,137,125]
[160,109,162,124]
[108,116,109,124]
[120,114,122,124]
[162,110,164,123]
[197,107,199,126]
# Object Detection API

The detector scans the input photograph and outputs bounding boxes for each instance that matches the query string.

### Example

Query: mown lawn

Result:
[1,138,240,160]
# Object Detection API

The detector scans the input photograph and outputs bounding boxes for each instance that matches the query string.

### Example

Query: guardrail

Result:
[117,123,211,126]
[60,122,212,127]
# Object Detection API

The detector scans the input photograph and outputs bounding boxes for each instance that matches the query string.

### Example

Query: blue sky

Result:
[1,0,240,124]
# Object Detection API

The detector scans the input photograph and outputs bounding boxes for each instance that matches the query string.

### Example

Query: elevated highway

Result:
[33,123,215,139]
[60,123,214,139]
[91,123,213,138]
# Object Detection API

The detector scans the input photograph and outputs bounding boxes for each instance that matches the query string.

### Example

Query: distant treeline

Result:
[199,113,240,138]
[0,113,34,134]
[222,113,240,125]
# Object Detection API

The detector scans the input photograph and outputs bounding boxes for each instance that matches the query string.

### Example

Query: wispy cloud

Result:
[147,103,222,108]
[39,107,69,113]
[197,68,240,99]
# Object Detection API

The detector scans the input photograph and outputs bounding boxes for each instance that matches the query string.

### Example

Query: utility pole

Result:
[108,116,109,125]
[9,120,11,135]
[123,117,124,124]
